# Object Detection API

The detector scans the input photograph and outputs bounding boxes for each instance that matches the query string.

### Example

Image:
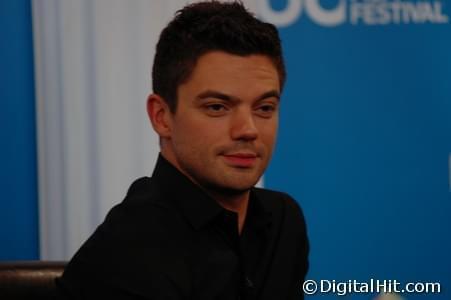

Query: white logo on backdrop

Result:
[257,0,449,27]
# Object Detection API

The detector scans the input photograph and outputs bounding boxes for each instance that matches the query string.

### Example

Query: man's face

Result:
[163,51,280,193]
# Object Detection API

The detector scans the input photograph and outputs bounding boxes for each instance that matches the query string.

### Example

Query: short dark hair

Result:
[152,0,286,112]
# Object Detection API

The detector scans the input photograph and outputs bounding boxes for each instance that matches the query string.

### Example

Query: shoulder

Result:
[60,177,192,295]
[95,177,172,236]
[252,187,308,247]
[69,177,189,260]
[253,187,306,222]
[252,187,309,280]
[95,177,190,249]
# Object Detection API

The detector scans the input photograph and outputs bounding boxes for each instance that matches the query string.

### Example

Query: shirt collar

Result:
[247,189,273,230]
[151,154,272,231]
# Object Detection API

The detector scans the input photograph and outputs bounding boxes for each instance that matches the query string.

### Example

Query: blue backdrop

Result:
[0,0,39,260]
[264,0,451,299]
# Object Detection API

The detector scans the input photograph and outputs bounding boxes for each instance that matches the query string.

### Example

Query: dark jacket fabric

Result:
[56,155,309,299]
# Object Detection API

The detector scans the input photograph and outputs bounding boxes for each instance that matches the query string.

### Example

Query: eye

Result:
[203,102,229,116]
[255,103,277,117]
[207,103,226,111]
[259,105,275,112]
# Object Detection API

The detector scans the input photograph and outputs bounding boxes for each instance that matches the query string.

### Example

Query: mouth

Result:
[221,152,258,168]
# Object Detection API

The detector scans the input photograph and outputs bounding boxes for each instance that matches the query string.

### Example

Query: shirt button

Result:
[245,276,254,289]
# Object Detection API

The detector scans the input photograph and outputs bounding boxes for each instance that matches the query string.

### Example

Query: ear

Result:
[147,94,172,138]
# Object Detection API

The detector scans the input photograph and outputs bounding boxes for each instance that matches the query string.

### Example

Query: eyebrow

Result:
[196,89,280,102]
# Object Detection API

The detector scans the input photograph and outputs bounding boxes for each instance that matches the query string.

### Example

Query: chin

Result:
[201,176,255,195]
[210,185,253,196]
[220,179,259,193]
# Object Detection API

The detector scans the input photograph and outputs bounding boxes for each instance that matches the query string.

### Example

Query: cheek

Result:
[257,119,278,142]
[172,118,224,150]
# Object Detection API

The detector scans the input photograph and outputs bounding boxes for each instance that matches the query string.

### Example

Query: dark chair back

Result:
[0,261,66,299]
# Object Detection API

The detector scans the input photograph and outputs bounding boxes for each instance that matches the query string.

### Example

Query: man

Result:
[57,1,309,299]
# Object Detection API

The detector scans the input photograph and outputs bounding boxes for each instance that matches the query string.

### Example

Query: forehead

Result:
[180,51,280,95]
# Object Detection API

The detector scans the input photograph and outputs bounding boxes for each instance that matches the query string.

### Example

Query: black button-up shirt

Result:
[57,155,309,299]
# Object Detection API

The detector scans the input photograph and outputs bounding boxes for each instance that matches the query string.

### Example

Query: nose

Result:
[230,108,258,141]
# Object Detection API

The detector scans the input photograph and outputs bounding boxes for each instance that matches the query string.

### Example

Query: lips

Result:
[222,152,258,168]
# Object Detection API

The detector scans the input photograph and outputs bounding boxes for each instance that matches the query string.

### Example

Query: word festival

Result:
[258,0,449,27]
[350,0,449,25]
